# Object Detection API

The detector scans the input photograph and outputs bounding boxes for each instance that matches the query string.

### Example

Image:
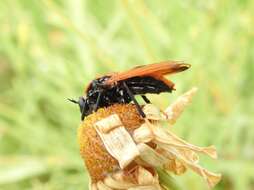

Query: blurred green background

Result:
[0,0,253,189]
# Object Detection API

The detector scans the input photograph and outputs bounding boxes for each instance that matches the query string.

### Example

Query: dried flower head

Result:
[78,88,221,189]
[78,104,144,182]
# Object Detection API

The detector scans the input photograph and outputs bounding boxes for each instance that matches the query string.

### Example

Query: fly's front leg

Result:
[123,82,146,118]
[94,91,102,112]
[81,103,86,121]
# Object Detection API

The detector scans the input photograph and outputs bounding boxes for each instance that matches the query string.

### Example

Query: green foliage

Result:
[0,0,253,189]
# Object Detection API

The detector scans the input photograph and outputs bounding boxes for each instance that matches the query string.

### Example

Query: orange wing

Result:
[105,61,190,89]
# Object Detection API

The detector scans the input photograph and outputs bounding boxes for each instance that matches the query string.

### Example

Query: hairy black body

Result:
[70,76,172,120]
[69,61,190,120]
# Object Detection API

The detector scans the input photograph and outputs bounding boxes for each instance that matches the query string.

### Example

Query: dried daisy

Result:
[78,88,221,189]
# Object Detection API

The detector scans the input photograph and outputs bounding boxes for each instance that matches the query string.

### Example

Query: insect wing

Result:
[105,61,190,85]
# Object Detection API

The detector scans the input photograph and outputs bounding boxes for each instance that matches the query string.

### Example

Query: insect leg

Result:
[81,98,87,121]
[81,107,86,120]
[141,95,151,104]
[123,82,146,118]
[94,91,102,112]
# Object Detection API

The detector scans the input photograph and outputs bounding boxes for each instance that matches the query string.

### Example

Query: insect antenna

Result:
[67,98,79,104]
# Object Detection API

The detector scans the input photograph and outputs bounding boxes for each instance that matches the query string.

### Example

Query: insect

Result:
[69,61,190,120]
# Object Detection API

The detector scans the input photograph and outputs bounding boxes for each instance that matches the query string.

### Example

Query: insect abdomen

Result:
[125,76,172,95]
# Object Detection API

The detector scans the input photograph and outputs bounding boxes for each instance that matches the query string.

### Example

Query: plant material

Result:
[94,114,140,169]
[78,88,221,189]
[78,104,144,182]
[165,87,198,125]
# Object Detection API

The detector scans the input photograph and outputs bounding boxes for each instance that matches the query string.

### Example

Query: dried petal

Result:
[158,143,221,188]
[100,166,162,190]
[164,158,187,175]
[137,166,157,185]
[90,182,98,190]
[137,143,168,167]
[133,123,154,143]
[143,104,166,120]
[128,185,162,190]
[152,125,217,159]
[96,181,113,190]
[165,87,198,124]
[96,114,123,133]
[104,175,136,189]
[94,114,140,169]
